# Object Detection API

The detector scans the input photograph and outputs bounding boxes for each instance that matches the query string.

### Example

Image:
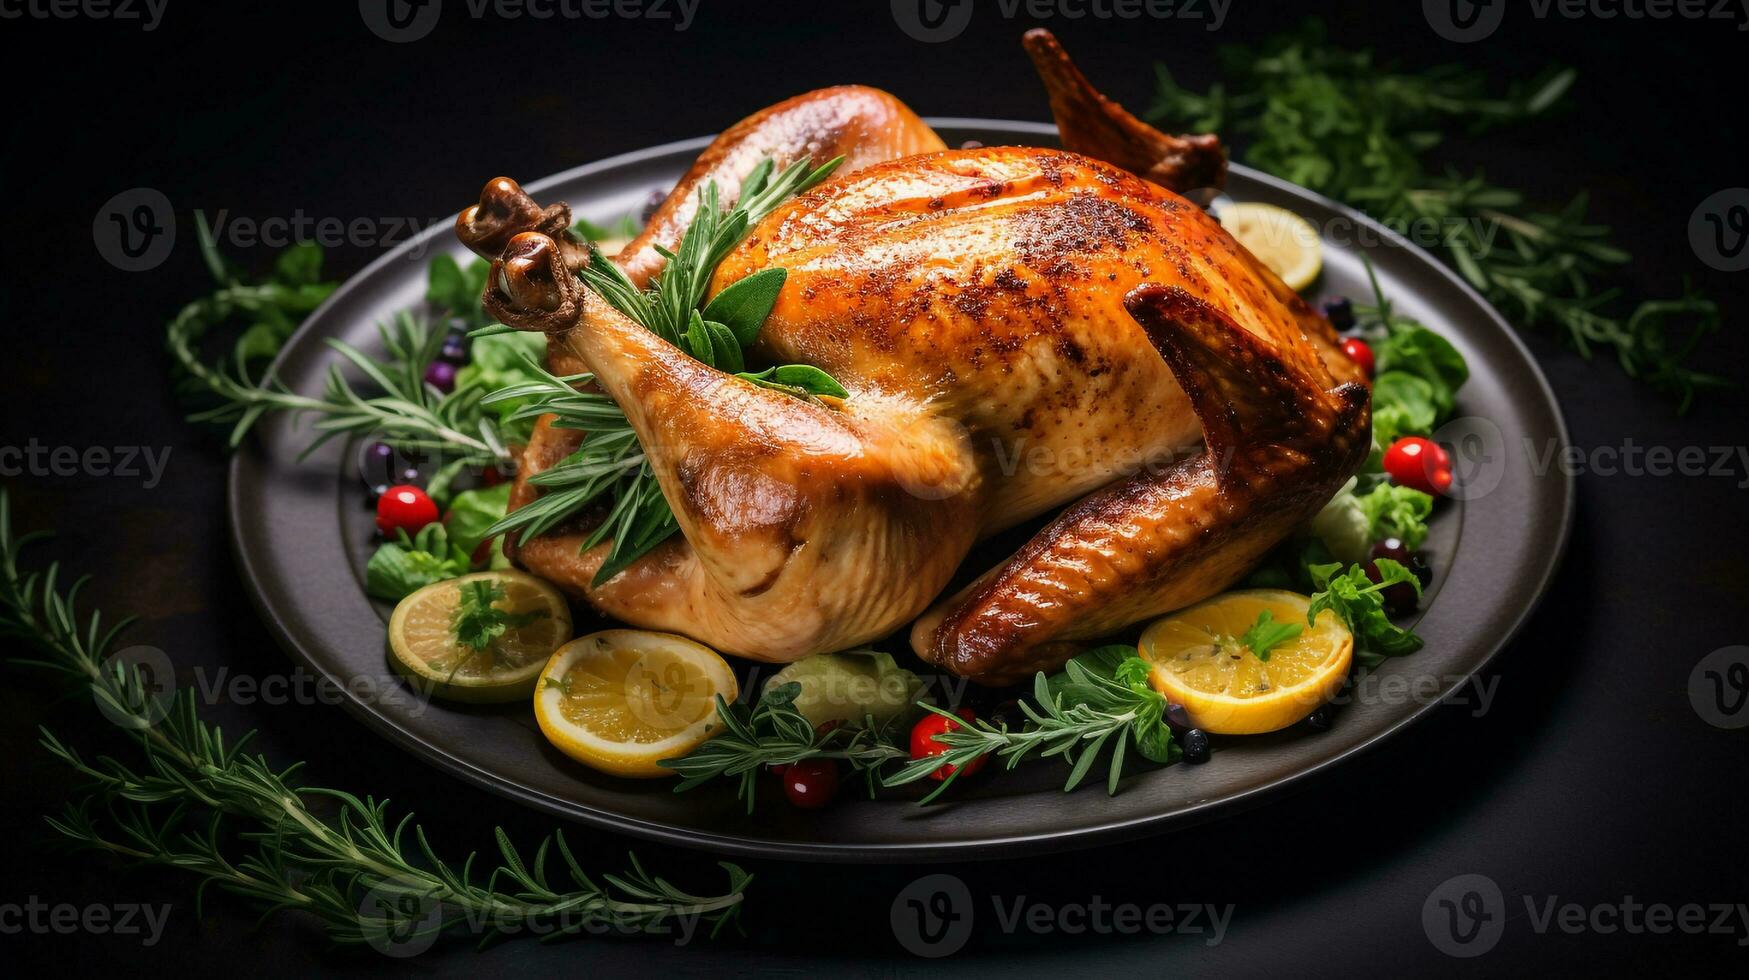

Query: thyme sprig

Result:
[1149,22,1724,409]
[0,489,748,951]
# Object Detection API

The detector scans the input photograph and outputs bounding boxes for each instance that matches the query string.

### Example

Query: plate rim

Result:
[227,119,1574,862]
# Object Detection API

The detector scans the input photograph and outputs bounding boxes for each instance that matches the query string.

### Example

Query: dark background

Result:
[3,0,1747,974]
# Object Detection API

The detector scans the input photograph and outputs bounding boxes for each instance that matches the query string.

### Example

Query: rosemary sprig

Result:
[882,650,1177,803]
[662,649,1178,808]
[499,156,848,584]
[0,489,748,951]
[168,216,513,468]
[1149,21,1724,409]
[658,683,910,813]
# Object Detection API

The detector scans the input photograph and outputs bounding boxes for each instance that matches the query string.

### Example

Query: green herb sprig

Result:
[1307,558,1424,667]
[658,683,911,813]
[490,156,849,584]
[1150,22,1724,409]
[0,490,747,951]
[1239,610,1303,662]
[450,578,548,656]
[883,648,1177,802]
[168,218,513,469]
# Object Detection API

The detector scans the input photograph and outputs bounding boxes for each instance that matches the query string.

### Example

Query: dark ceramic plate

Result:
[229,121,1573,862]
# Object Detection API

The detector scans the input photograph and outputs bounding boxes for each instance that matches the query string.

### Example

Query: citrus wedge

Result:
[534,630,738,778]
[1219,201,1323,291]
[388,571,572,703]
[1139,589,1352,735]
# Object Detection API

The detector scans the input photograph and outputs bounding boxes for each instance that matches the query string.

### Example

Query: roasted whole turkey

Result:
[455,31,1369,685]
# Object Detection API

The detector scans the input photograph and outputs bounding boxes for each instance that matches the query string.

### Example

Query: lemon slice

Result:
[534,630,738,778]
[1219,202,1323,291]
[388,571,572,703]
[1139,589,1352,735]
[591,236,631,258]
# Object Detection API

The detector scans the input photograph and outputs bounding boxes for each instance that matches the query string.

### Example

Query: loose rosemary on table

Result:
[0,490,748,952]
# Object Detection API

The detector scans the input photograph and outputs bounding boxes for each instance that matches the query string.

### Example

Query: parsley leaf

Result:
[365,524,468,601]
[1239,609,1303,662]
[1307,560,1424,666]
[450,579,547,654]
[1356,483,1434,550]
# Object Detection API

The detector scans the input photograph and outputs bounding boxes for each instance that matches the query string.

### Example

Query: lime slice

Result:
[388,571,571,703]
[765,650,925,728]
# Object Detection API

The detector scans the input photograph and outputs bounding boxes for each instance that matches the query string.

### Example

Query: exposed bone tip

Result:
[457,176,547,259]
[498,232,563,312]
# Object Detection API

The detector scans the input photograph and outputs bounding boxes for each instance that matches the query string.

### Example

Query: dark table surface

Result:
[3,1,1747,975]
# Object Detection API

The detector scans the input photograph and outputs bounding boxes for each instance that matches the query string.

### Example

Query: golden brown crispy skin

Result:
[616,85,947,290]
[911,285,1370,684]
[459,36,1369,678]
[718,147,1351,529]
[1022,28,1227,193]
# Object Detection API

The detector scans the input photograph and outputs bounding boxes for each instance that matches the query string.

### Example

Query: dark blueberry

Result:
[1305,706,1334,732]
[399,466,422,485]
[360,441,396,484]
[1321,296,1355,332]
[1370,537,1412,565]
[366,483,389,507]
[639,188,668,224]
[439,339,469,365]
[424,360,458,394]
[985,699,1021,731]
[1164,702,1194,732]
[1180,728,1211,764]
[1364,560,1420,616]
